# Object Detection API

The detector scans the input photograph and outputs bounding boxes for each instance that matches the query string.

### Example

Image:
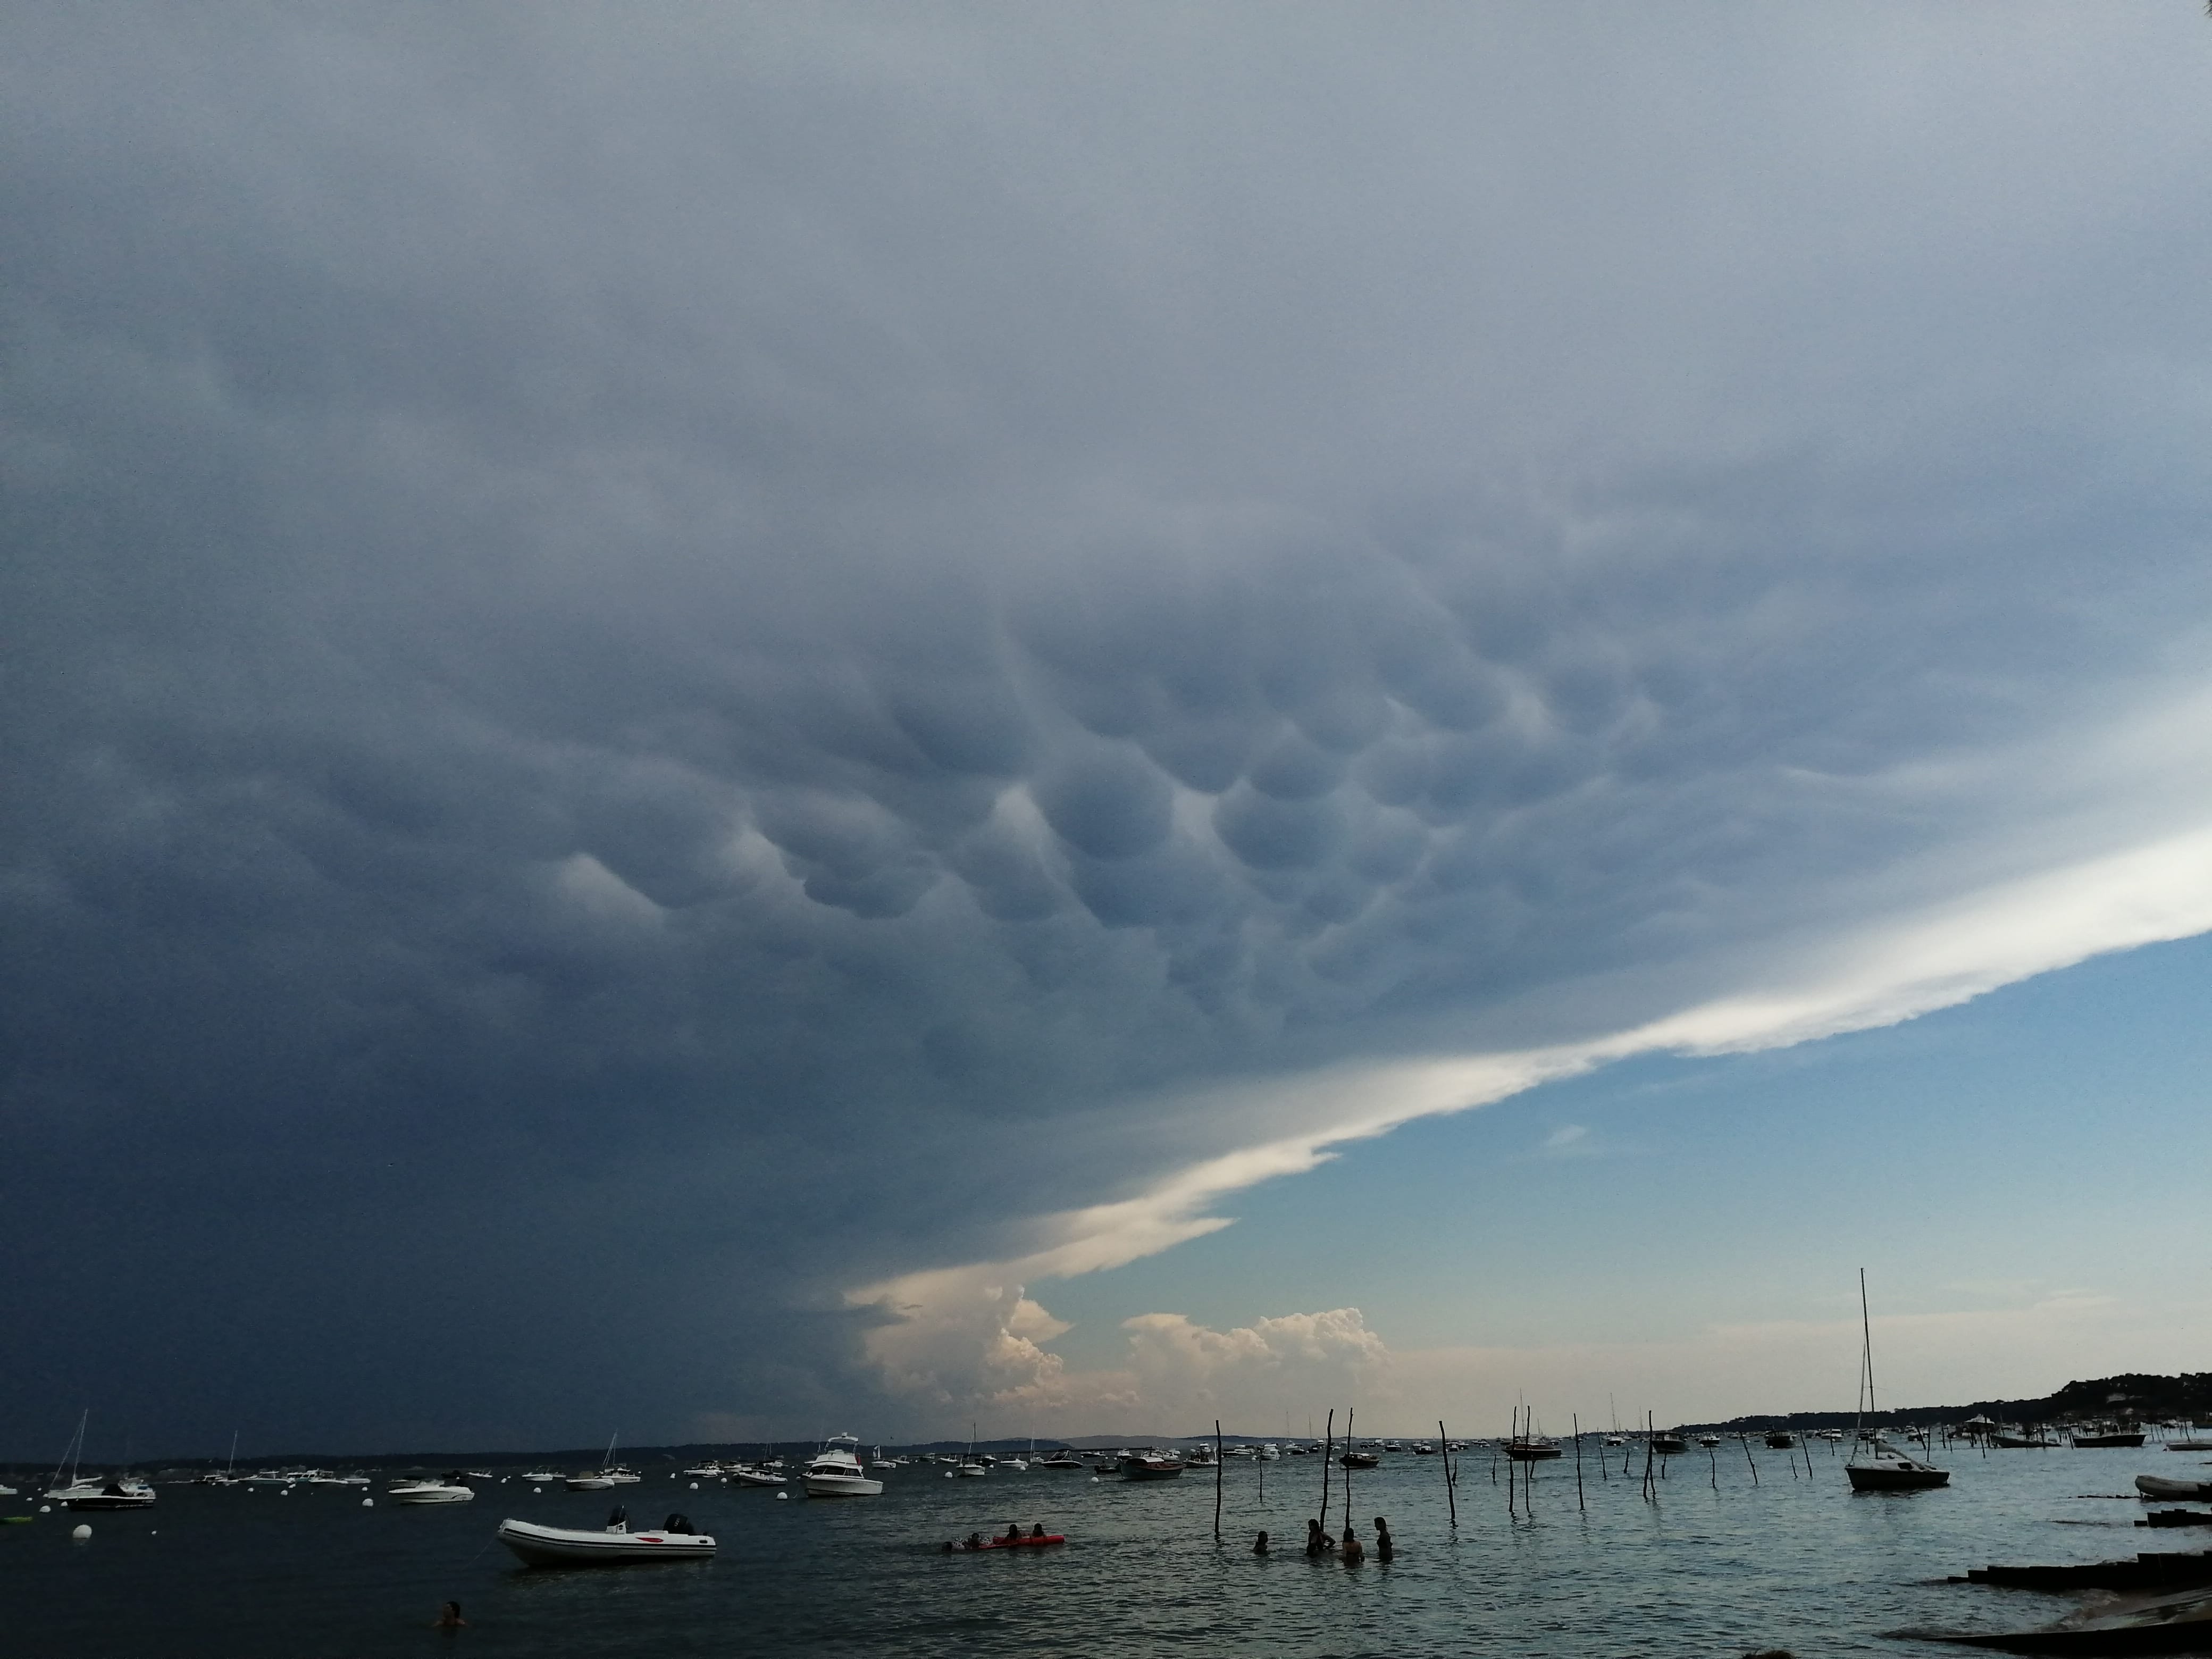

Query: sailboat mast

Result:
[1859,1268,1876,1419]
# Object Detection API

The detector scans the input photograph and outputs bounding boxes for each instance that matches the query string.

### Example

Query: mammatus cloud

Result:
[857,759,2212,1420]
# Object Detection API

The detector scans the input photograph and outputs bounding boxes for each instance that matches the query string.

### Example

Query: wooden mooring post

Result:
[1320,1408,1333,1527]
[1214,1419,1224,1542]
[1439,1419,1456,1528]
[1572,1414,1585,1512]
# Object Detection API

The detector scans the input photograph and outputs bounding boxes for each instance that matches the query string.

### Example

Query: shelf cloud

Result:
[4,3,2210,1449]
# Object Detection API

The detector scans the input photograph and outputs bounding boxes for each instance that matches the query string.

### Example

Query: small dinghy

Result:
[497,1511,715,1567]
[2136,1475,2212,1500]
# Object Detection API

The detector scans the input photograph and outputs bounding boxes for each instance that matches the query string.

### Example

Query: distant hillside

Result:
[1687,1372,2212,1433]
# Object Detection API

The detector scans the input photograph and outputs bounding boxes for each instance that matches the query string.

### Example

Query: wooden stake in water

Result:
[1214,1419,1224,1543]
[1320,1408,1333,1526]
[1440,1420,1456,1528]
[1573,1414,1586,1512]
[1506,1408,1517,1517]
[1342,1407,1355,1536]
[1740,1433,1758,1486]
[1642,1412,1656,1502]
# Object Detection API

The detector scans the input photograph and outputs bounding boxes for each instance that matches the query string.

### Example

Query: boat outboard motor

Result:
[662,1513,692,1535]
[606,1505,628,1531]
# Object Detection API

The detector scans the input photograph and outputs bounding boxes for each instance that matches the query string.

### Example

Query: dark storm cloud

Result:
[5,3,2212,1450]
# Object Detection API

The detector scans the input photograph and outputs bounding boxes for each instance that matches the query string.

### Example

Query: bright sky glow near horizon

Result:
[4,2,2212,1462]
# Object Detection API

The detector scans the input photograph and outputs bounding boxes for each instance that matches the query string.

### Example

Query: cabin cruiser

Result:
[498,1509,715,1566]
[802,1434,883,1497]
[521,1468,561,1484]
[1765,1432,1797,1449]
[729,1463,787,1486]
[389,1474,476,1504]
[1036,1452,1086,1470]
[1121,1451,1186,1480]
[54,1475,156,1510]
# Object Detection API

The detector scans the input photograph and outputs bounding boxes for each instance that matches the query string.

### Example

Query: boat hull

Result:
[389,1485,475,1504]
[803,1475,884,1497]
[2135,1476,2212,1501]
[1121,1457,1185,1480]
[1847,1461,1949,1491]
[496,1519,716,1567]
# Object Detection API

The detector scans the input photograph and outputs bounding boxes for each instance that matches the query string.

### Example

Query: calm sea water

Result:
[5,1442,2207,1656]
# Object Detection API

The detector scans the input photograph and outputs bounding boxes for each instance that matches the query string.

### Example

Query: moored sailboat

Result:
[1845,1270,1948,1493]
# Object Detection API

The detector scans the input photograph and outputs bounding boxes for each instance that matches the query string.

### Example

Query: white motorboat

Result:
[728,1463,786,1487]
[803,1434,883,1497]
[389,1476,476,1504]
[521,1469,561,1484]
[54,1476,156,1510]
[564,1473,615,1490]
[497,1513,715,1566]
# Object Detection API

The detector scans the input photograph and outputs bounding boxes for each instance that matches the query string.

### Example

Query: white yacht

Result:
[389,1474,476,1505]
[802,1434,883,1497]
[522,1468,561,1485]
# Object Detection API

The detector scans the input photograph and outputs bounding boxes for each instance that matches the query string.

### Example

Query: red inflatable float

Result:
[951,1533,1065,1551]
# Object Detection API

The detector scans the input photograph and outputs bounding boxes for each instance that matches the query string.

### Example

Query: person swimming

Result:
[1031,1523,1046,1539]
[433,1601,466,1629]
[1304,1518,1333,1555]
[1372,1515,1393,1562]
[965,1531,985,1551]
[1253,1529,1270,1554]
[1339,1526,1365,1564]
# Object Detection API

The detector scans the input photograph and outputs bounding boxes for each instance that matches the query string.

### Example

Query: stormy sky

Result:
[6,3,2212,1457]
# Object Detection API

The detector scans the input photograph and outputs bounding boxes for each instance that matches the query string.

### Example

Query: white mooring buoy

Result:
[776,1492,789,1501]
[362,1498,374,1507]
[71,1523,92,1540]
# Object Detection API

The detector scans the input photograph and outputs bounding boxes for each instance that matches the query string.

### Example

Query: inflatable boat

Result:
[496,1515,716,1566]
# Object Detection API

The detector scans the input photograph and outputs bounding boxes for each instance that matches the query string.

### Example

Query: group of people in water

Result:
[1271,1515,1392,1562]
[944,1522,1053,1550]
